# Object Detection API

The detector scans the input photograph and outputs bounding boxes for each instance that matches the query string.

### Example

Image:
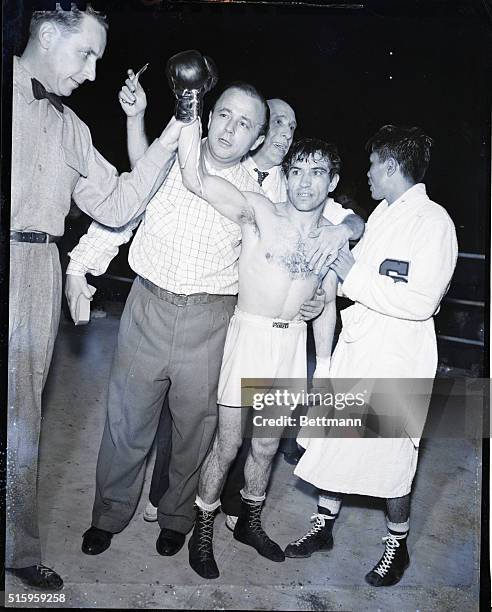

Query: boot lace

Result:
[245,500,274,547]
[373,534,400,578]
[292,514,327,546]
[247,501,265,535]
[196,510,215,560]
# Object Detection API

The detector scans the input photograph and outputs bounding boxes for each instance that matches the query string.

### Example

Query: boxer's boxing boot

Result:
[284,507,335,558]
[233,497,285,562]
[166,50,218,123]
[188,505,219,579]
[365,531,410,587]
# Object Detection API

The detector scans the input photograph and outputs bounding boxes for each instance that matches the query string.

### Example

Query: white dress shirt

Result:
[241,155,287,203]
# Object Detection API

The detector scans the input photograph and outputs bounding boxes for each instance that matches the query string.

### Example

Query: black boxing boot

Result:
[188,504,219,579]
[233,495,284,562]
[365,531,410,587]
[284,506,335,558]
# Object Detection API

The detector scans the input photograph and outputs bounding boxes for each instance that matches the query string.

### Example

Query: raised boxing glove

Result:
[166,50,218,123]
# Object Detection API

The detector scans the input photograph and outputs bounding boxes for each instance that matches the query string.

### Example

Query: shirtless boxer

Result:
[178,121,344,578]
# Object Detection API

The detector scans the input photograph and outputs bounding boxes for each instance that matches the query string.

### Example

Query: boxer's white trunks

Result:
[218,307,307,407]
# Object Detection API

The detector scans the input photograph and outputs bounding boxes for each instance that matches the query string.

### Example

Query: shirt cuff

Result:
[66,259,87,276]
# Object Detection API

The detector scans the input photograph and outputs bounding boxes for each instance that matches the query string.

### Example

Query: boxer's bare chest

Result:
[243,211,319,282]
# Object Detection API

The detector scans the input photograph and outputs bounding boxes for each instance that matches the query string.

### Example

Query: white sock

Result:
[195,495,220,512]
[318,495,342,516]
[240,488,266,503]
[386,518,409,536]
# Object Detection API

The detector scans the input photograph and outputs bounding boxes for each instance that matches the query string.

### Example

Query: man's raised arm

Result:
[178,120,252,224]
[119,66,150,167]
[71,114,183,229]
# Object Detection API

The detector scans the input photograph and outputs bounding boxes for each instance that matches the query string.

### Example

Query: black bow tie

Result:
[31,78,64,113]
[253,167,269,187]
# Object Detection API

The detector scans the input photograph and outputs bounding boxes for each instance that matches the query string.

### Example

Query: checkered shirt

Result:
[67,153,261,295]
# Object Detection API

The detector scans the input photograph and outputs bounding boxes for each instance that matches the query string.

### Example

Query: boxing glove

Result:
[166,50,218,123]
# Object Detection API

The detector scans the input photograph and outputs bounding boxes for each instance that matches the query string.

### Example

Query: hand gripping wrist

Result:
[166,50,218,123]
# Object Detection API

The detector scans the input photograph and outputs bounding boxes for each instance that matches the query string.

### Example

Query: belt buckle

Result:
[175,293,188,307]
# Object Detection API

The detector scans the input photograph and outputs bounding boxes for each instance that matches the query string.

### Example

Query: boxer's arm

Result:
[179,121,253,224]
[312,269,338,377]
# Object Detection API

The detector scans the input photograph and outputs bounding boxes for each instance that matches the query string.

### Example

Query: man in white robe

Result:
[287,125,458,587]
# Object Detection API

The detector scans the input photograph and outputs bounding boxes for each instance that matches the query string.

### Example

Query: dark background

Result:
[2,0,491,374]
[0,1,490,599]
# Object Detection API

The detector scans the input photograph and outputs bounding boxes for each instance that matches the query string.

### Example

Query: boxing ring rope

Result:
[457,252,485,260]
[100,252,486,348]
[438,251,486,347]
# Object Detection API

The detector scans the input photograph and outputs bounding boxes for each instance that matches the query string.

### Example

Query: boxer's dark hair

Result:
[366,125,433,183]
[283,138,341,180]
[213,81,270,136]
[29,3,108,37]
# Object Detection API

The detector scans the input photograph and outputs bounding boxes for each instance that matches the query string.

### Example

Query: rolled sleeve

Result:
[67,216,140,277]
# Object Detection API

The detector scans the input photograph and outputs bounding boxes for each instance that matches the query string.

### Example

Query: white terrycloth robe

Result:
[295,183,458,498]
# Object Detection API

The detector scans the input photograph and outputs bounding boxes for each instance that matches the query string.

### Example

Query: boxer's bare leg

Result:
[242,437,280,497]
[198,405,243,505]
[386,493,411,523]
[233,436,285,562]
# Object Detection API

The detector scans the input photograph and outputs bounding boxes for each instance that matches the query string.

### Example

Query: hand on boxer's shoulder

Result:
[306,224,352,274]
[119,67,147,117]
[166,50,218,123]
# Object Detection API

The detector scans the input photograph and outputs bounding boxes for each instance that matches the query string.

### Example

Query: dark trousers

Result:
[92,278,236,535]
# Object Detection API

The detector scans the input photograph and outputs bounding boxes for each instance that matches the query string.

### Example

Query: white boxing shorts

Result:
[218,308,307,407]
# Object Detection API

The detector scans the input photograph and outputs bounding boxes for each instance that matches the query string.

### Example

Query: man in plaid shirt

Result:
[67,74,348,558]
[66,80,276,557]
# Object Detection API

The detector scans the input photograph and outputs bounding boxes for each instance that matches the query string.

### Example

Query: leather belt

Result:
[10,230,61,244]
[139,276,236,306]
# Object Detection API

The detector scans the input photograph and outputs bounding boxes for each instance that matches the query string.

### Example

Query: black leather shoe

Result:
[11,565,64,590]
[156,528,186,556]
[82,526,113,555]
